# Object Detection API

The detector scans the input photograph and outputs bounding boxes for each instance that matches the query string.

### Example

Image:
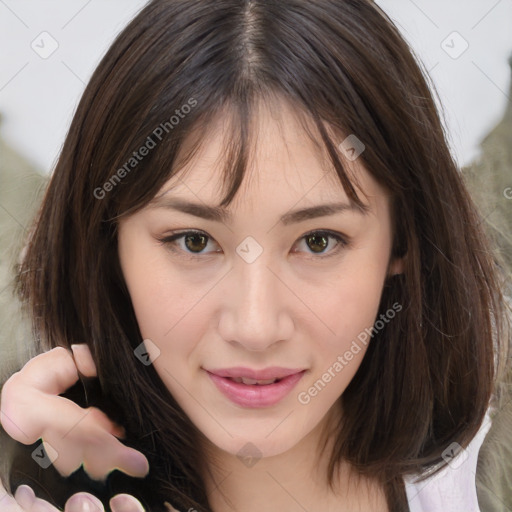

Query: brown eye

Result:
[159,230,217,257]
[183,233,209,253]
[305,233,329,253]
[294,230,349,258]
[160,229,348,261]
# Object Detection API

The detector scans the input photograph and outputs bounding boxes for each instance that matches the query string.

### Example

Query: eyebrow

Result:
[151,197,370,225]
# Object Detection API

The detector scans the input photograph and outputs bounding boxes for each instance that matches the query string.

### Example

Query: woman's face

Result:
[117,99,402,460]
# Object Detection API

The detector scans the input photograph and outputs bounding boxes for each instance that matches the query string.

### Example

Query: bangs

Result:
[117,88,370,221]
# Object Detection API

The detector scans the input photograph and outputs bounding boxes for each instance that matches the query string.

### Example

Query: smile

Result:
[205,369,306,408]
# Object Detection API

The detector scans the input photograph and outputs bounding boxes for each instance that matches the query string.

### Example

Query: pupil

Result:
[185,233,208,253]
[307,234,328,253]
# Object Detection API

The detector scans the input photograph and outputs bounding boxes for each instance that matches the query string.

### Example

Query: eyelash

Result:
[157,229,349,260]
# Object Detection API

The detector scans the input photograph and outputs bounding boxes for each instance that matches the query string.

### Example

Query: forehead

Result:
[153,96,385,212]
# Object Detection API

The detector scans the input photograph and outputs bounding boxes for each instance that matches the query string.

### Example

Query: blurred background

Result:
[0,1,511,509]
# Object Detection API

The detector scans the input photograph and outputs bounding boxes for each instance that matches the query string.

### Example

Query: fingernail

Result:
[110,494,145,512]
[70,344,86,358]
[66,494,103,512]
[70,343,97,377]
[14,485,35,508]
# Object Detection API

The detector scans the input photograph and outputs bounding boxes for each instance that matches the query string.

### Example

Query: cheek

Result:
[337,267,386,335]
[305,237,392,392]
[315,252,390,343]
[304,276,381,398]
[118,229,206,358]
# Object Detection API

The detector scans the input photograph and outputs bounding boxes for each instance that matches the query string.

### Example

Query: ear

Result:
[387,255,405,277]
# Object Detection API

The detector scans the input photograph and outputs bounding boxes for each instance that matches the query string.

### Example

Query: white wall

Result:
[0,0,511,172]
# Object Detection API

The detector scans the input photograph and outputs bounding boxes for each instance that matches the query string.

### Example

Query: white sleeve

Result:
[404,408,493,512]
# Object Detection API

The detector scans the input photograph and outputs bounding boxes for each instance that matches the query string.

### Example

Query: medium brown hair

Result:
[8,0,511,510]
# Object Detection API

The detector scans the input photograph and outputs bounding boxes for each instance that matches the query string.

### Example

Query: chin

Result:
[197,419,307,462]
[222,435,296,461]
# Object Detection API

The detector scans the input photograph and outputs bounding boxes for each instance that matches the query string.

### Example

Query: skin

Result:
[0,347,176,512]
[1,346,149,481]
[0,347,159,512]
[116,96,403,511]
[0,95,403,511]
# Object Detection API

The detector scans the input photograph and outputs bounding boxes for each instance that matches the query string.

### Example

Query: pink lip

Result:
[205,369,306,408]
[207,366,304,380]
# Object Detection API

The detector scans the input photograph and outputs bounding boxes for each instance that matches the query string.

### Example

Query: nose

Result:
[218,255,294,352]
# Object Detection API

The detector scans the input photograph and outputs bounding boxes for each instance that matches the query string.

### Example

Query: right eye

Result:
[158,230,221,259]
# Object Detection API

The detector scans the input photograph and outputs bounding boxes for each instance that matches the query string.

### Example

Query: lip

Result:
[205,368,306,408]
[207,366,305,380]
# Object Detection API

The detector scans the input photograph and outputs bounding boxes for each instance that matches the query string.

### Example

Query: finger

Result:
[14,485,35,509]
[164,502,180,512]
[85,408,125,439]
[13,486,59,512]
[29,498,61,512]
[110,423,126,439]
[0,380,47,443]
[1,348,80,444]
[110,494,145,512]
[1,491,24,512]
[70,345,97,378]
[112,446,150,479]
[64,493,104,512]
[83,441,150,480]
[17,347,79,395]
[33,405,146,479]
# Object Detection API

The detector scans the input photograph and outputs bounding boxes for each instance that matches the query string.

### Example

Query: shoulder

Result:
[476,379,512,511]
[404,408,493,512]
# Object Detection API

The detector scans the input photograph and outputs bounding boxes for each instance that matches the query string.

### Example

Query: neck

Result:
[199,405,388,512]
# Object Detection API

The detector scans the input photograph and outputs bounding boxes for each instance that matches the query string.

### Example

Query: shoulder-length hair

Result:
[9,0,511,510]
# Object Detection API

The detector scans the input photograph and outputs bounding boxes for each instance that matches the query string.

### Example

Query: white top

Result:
[404,409,493,512]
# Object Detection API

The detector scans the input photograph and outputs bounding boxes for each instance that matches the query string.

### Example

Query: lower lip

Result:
[206,371,306,408]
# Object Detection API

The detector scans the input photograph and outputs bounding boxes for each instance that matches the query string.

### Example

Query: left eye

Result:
[293,230,348,257]
[158,230,348,259]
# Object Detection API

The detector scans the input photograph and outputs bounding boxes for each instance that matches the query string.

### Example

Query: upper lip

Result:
[206,367,305,380]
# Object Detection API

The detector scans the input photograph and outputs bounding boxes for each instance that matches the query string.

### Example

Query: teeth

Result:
[231,377,278,385]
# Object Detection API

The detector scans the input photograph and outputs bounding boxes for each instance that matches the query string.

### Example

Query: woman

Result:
[0,0,510,510]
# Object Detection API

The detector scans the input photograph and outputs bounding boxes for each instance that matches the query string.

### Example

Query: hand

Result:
[13,483,166,511]
[12,485,180,511]
[0,345,149,481]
